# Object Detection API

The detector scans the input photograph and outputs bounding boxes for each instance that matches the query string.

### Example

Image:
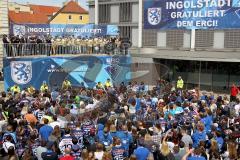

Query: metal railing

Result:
[2,42,131,57]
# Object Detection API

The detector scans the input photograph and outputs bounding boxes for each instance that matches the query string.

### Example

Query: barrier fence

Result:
[2,41,131,57]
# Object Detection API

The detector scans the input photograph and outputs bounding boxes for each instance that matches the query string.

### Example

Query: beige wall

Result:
[8,2,31,12]
[50,13,89,24]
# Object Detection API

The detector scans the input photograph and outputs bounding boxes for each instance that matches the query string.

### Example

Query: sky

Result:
[10,0,88,10]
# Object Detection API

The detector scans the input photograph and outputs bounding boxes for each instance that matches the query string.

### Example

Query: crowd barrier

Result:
[2,42,130,57]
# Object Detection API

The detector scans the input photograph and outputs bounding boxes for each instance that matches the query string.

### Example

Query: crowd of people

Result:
[0,78,239,160]
[2,35,130,57]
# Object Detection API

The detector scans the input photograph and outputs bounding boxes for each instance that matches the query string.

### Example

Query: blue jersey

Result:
[112,145,126,160]
[59,134,73,153]
[67,122,76,130]
[116,131,133,152]
[81,120,95,136]
[72,128,84,148]
[99,133,113,148]
[71,144,81,159]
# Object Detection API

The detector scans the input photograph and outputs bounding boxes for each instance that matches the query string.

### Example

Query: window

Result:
[119,3,132,22]
[224,30,240,48]
[119,26,132,40]
[143,29,157,47]
[15,7,20,13]
[166,30,184,48]
[195,30,214,48]
[68,15,72,20]
[99,4,110,23]
[79,16,83,20]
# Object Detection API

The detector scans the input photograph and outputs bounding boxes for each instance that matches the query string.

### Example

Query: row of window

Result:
[118,26,240,49]
[166,30,240,49]
[98,3,132,23]
[68,15,83,20]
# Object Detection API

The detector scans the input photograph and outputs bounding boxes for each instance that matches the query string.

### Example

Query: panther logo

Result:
[148,8,162,25]
[13,24,26,36]
[11,61,32,84]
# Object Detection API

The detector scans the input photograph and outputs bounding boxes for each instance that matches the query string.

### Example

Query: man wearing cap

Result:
[133,140,150,160]
[41,141,58,160]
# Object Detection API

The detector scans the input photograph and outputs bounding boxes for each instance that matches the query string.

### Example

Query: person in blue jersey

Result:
[214,130,224,151]
[97,123,105,139]
[145,95,152,108]
[51,87,60,102]
[39,118,53,142]
[192,123,207,148]
[111,137,127,160]
[71,121,84,149]
[116,125,133,157]
[151,94,158,109]
[135,94,141,112]
[182,148,206,160]
[41,141,58,160]
[134,140,150,160]
[204,109,213,133]
[98,127,113,150]
[71,137,81,160]
[59,128,74,154]
[81,119,95,137]
[109,124,118,138]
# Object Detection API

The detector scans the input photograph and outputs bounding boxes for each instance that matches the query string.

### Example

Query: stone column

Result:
[0,0,9,68]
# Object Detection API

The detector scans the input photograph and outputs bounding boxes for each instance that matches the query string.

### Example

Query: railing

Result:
[2,42,132,57]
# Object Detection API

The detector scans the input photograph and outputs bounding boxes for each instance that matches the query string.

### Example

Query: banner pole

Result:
[95,0,99,25]
[190,29,195,51]
[138,0,143,48]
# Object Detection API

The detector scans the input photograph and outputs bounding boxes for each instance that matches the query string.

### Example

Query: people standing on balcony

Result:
[2,35,130,56]
[2,34,10,57]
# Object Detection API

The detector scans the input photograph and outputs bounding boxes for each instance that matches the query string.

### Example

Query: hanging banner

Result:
[144,0,240,29]
[3,55,131,91]
[10,23,119,37]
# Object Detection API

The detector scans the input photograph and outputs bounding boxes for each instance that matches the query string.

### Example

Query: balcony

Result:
[2,41,131,57]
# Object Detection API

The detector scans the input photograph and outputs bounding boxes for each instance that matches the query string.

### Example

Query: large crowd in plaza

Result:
[0,77,239,160]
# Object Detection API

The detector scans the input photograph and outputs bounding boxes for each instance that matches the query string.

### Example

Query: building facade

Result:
[0,0,9,69]
[49,1,89,25]
[8,2,60,24]
[8,0,89,25]
[89,0,240,92]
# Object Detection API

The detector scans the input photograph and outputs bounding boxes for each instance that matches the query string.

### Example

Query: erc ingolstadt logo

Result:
[148,7,162,25]
[11,61,32,85]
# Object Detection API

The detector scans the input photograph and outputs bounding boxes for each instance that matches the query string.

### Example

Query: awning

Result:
[130,48,240,62]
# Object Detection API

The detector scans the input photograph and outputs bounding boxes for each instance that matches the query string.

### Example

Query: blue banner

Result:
[10,23,119,37]
[3,55,131,91]
[144,0,240,29]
